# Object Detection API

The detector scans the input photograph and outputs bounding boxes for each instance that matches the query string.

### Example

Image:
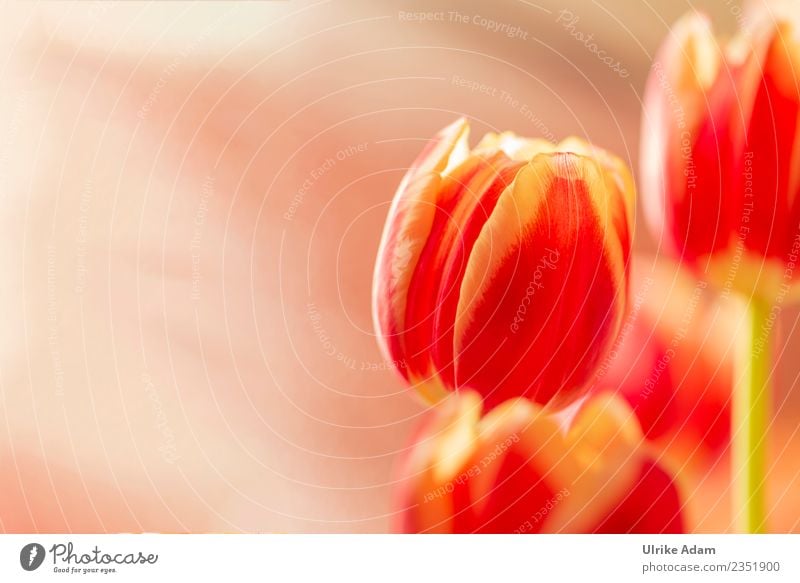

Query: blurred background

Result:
[0,0,798,532]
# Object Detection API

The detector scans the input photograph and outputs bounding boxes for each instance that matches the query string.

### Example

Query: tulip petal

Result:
[427,156,528,388]
[372,118,469,395]
[641,12,736,262]
[593,459,684,534]
[454,154,628,408]
[395,391,685,533]
[399,154,527,390]
[467,447,553,533]
[394,390,482,534]
[735,20,800,261]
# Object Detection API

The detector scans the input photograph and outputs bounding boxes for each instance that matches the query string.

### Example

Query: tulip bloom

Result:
[596,259,736,465]
[373,119,634,409]
[641,9,800,302]
[394,390,684,533]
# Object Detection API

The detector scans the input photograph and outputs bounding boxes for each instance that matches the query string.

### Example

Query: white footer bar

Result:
[1,534,798,582]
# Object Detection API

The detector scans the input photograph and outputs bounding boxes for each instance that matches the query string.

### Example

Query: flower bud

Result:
[373,119,634,408]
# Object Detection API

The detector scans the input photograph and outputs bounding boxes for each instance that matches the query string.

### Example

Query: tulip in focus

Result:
[641,8,800,302]
[394,390,684,533]
[373,119,634,409]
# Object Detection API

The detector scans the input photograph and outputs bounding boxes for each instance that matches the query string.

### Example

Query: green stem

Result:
[732,297,772,533]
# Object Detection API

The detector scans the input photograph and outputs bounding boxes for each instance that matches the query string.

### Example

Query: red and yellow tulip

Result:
[373,119,634,409]
[394,390,684,533]
[641,7,800,302]
[597,259,737,466]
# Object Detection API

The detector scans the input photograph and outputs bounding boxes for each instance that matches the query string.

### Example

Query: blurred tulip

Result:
[394,390,683,533]
[596,259,737,466]
[641,7,800,302]
[373,119,634,409]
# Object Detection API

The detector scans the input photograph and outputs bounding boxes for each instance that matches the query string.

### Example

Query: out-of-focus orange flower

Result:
[373,119,634,409]
[394,390,684,533]
[641,7,800,302]
[596,259,738,466]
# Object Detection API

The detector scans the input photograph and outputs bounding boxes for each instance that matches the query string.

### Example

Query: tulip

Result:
[373,119,634,409]
[596,259,737,466]
[641,7,800,532]
[394,390,684,533]
[641,9,800,303]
